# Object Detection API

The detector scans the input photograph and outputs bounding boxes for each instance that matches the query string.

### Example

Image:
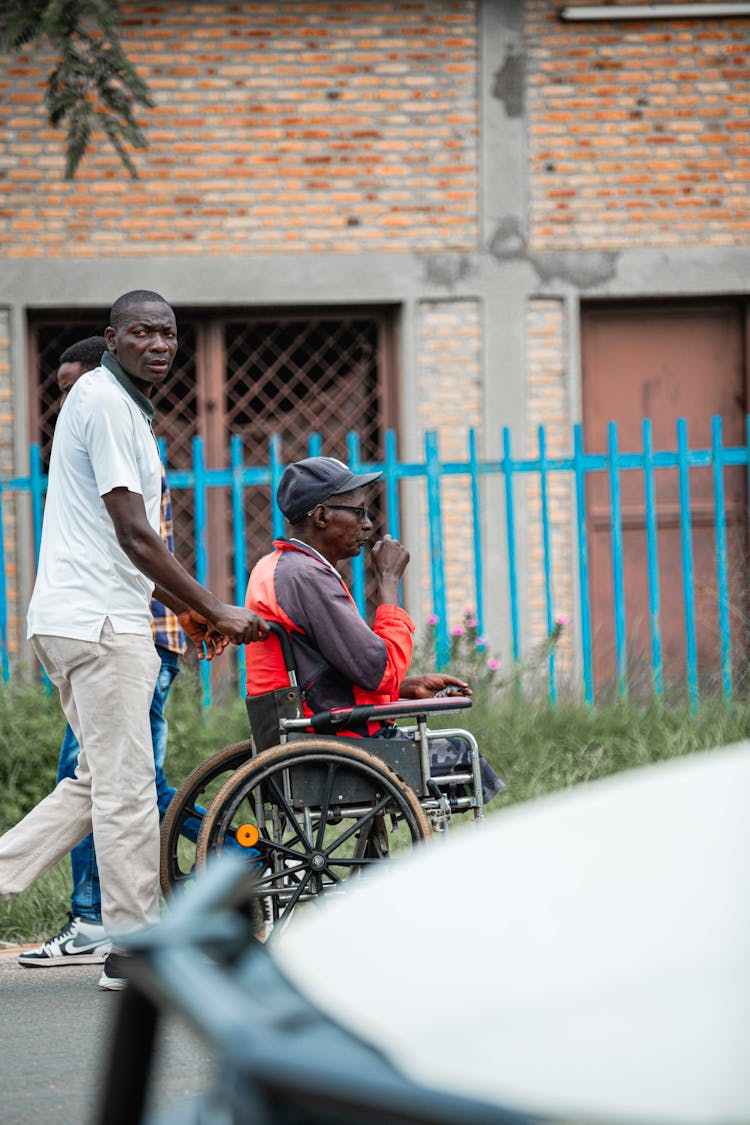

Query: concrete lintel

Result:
[0,252,502,309]
[528,245,750,299]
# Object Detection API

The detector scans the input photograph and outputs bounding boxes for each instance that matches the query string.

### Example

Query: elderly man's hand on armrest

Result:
[400,674,471,700]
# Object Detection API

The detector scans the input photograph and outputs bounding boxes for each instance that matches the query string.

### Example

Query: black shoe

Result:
[98,951,131,991]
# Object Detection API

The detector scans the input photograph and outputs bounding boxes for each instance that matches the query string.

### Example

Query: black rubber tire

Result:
[159,739,254,898]
[195,738,431,937]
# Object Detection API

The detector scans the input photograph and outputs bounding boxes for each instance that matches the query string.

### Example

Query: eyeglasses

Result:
[325,504,371,524]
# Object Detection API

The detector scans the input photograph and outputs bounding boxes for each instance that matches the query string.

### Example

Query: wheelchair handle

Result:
[264,620,299,687]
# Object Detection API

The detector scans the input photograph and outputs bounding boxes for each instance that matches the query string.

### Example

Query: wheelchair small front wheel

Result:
[159,738,254,898]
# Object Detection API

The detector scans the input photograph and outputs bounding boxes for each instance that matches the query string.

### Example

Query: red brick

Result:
[527,0,750,250]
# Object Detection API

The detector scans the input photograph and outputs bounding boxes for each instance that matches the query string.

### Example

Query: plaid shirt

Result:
[151,466,186,655]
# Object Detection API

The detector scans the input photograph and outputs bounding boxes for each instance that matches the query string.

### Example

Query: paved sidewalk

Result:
[0,946,214,1124]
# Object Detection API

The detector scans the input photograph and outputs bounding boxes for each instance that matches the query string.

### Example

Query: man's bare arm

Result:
[102,487,268,645]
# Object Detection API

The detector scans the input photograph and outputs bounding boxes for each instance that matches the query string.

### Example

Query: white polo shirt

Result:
[27,366,162,641]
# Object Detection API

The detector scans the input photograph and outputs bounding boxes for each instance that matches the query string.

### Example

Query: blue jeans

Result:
[56,646,194,922]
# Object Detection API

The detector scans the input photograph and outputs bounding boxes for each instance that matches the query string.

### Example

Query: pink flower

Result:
[451,626,464,637]
[465,616,478,629]
[555,614,570,627]
[488,658,499,671]
[427,614,439,626]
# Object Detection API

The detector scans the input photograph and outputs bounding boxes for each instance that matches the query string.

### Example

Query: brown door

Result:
[581,301,749,700]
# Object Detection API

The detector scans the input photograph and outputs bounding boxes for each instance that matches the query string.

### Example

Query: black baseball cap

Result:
[277,456,382,523]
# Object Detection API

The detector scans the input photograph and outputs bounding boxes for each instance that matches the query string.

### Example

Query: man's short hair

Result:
[110,290,171,328]
[58,336,107,369]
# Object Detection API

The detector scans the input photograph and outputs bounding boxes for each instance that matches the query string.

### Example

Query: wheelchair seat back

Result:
[245,686,303,753]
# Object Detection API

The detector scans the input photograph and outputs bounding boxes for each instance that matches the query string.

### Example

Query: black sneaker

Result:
[18,913,111,968]
[98,951,131,991]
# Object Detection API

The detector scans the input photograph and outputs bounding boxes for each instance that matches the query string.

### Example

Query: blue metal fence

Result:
[1,419,749,709]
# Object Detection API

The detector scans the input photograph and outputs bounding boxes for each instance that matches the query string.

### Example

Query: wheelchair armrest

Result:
[280,695,472,734]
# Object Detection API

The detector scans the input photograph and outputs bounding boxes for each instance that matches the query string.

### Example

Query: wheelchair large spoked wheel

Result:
[196,738,431,937]
[159,739,254,898]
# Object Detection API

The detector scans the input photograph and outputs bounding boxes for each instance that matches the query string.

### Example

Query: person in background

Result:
[56,336,108,401]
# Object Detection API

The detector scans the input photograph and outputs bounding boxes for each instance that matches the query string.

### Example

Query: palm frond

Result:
[2,0,153,178]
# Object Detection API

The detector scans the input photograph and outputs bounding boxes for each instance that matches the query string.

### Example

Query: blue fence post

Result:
[501,428,520,681]
[537,425,556,703]
[711,415,732,703]
[607,421,628,699]
[573,424,594,706]
[346,431,367,616]
[424,431,449,667]
[28,443,52,692]
[468,428,485,650]
[230,435,248,695]
[0,479,8,682]
[192,436,211,709]
[677,418,698,712]
[269,435,285,540]
[29,443,45,565]
[384,429,401,542]
[642,419,663,701]
[383,429,406,611]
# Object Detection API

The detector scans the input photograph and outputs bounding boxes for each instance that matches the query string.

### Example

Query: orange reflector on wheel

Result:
[235,823,260,848]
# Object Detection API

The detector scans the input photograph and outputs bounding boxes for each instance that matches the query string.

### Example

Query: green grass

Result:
[3,667,750,942]
[472,691,750,803]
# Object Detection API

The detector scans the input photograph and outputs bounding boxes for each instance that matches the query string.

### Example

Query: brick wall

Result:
[526,1,750,249]
[0,0,478,257]
[414,299,482,635]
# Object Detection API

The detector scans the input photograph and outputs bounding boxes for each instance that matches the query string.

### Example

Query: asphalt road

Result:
[0,947,215,1124]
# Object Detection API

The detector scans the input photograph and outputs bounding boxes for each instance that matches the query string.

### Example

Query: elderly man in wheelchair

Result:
[161,456,502,934]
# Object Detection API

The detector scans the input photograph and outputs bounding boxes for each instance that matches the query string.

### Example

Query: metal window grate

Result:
[223,316,387,579]
[29,315,107,467]
[224,317,382,460]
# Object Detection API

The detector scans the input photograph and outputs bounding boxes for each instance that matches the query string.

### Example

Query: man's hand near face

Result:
[370,534,410,605]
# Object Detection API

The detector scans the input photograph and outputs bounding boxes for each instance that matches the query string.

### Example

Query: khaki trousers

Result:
[0,620,161,937]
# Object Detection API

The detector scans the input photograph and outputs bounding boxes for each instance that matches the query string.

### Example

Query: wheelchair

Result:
[160,623,485,936]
